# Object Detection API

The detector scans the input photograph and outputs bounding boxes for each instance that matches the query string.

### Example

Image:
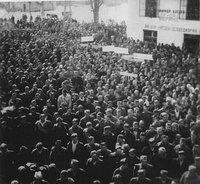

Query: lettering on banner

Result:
[145,24,200,34]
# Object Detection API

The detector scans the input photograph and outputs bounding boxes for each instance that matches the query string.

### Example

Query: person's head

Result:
[165,123,171,131]
[137,169,145,179]
[104,126,111,134]
[19,146,28,154]
[128,109,133,116]
[60,170,68,181]
[140,155,147,165]
[129,148,136,158]
[133,121,139,129]
[11,180,19,184]
[36,142,43,151]
[123,144,130,153]
[86,122,93,130]
[158,147,167,157]
[85,109,90,117]
[178,150,185,161]
[115,146,123,155]
[191,131,197,141]
[88,136,95,144]
[120,158,128,168]
[72,118,78,126]
[113,174,122,183]
[20,115,27,124]
[140,132,146,141]
[106,108,113,116]
[71,159,79,170]
[62,89,67,96]
[117,134,124,143]
[188,165,197,177]
[161,135,169,145]
[92,180,101,184]
[123,123,130,131]
[160,170,168,180]
[71,133,78,144]
[194,156,200,165]
[157,127,164,135]
[55,140,62,148]
[100,142,107,151]
[34,171,43,180]
[180,138,186,146]
[91,150,98,160]
[40,114,45,122]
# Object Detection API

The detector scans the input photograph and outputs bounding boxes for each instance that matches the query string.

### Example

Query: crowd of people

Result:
[0,13,200,184]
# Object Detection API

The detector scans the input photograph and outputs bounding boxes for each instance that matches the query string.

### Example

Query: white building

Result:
[127,0,200,53]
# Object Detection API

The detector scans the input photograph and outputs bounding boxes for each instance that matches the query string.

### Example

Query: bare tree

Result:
[90,0,104,25]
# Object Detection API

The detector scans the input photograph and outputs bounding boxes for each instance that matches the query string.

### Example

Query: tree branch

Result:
[90,0,94,10]
[98,0,104,7]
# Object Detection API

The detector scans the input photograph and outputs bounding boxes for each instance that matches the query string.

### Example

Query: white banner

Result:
[81,36,94,42]
[102,46,115,52]
[80,43,88,47]
[133,53,153,60]
[121,55,135,61]
[120,71,137,78]
[114,47,129,54]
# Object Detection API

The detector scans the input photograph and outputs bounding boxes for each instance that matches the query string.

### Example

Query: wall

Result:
[127,0,200,47]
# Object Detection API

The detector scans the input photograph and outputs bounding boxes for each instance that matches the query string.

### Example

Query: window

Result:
[139,0,146,17]
[186,0,200,20]
[146,0,157,17]
[180,0,200,20]
[143,30,157,44]
[139,0,158,17]
[179,0,187,19]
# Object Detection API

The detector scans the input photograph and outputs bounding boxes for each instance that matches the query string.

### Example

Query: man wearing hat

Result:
[127,148,140,170]
[180,165,200,184]
[79,110,95,129]
[84,136,101,159]
[130,169,152,184]
[69,118,84,143]
[149,147,172,177]
[86,150,104,184]
[141,137,156,162]
[134,155,155,181]
[92,106,102,119]
[112,158,132,184]
[96,142,112,184]
[84,96,95,114]
[101,125,115,151]
[171,150,190,180]
[56,170,74,184]
[154,170,172,184]
[66,159,86,184]
[66,133,86,169]
[83,122,100,143]
[16,115,33,150]
[32,171,49,184]
[134,132,149,156]
[121,123,135,148]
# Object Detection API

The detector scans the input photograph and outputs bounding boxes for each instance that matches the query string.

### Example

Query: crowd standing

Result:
[0,14,200,184]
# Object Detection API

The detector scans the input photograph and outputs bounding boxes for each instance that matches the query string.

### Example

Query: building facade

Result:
[127,0,200,53]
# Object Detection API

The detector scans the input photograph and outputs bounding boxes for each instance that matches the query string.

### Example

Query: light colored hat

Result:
[34,171,43,179]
